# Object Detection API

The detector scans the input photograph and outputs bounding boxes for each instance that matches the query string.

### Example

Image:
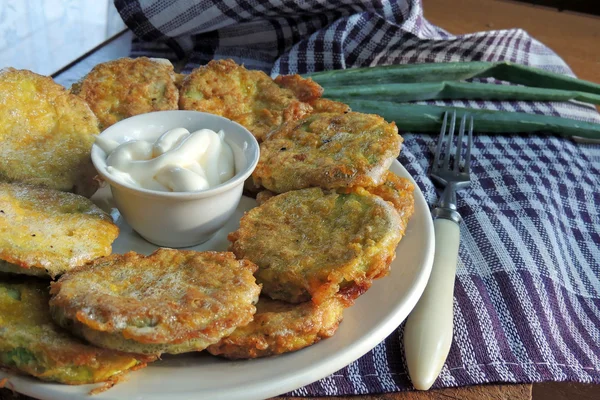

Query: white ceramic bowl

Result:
[91,110,259,248]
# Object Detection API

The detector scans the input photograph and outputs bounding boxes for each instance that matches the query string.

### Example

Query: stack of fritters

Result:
[178,59,415,359]
[214,183,413,359]
[0,58,416,387]
[0,183,141,386]
[0,66,155,386]
[0,278,155,385]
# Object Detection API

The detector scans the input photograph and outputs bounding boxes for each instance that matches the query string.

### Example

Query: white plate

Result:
[1,160,434,400]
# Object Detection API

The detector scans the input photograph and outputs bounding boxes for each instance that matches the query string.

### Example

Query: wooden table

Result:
[2,1,599,399]
[424,0,600,83]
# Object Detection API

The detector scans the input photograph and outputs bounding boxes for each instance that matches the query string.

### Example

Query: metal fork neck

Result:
[438,182,458,209]
[432,183,462,224]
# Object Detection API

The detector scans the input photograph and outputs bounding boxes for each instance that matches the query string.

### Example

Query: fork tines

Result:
[432,111,473,176]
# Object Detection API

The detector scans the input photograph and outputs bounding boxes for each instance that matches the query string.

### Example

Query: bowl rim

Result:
[91,110,260,200]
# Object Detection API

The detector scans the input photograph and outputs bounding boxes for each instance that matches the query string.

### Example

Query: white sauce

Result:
[95,128,235,192]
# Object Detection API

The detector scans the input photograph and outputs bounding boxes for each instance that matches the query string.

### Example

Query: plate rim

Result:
[1,159,434,400]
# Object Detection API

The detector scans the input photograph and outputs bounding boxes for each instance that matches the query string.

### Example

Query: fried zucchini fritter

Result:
[0,183,119,278]
[207,296,345,359]
[366,171,415,230]
[308,98,351,113]
[273,76,350,114]
[255,190,277,206]
[0,280,153,385]
[253,112,402,193]
[260,172,415,231]
[0,69,99,197]
[339,171,415,233]
[273,74,323,102]
[229,188,403,304]
[49,249,261,355]
[179,59,314,142]
[72,57,179,129]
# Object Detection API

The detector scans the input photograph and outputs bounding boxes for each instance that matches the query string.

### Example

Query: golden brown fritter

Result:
[0,183,119,278]
[49,249,261,355]
[179,59,314,142]
[0,279,154,385]
[274,75,350,114]
[259,173,414,234]
[72,57,179,129]
[273,74,323,102]
[174,72,186,88]
[0,68,99,197]
[229,187,403,305]
[340,171,415,234]
[253,112,402,193]
[308,98,351,113]
[255,190,276,205]
[207,296,345,359]
[243,176,264,198]
[366,171,415,230]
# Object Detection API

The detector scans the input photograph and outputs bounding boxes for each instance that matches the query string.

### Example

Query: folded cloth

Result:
[115,0,600,395]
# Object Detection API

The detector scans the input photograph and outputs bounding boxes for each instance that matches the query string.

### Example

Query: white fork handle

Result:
[404,218,460,390]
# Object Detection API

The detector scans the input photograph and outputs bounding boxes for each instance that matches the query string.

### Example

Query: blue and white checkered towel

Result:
[115,0,600,395]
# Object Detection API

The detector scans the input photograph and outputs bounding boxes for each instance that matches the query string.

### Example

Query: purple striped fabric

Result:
[114,0,600,395]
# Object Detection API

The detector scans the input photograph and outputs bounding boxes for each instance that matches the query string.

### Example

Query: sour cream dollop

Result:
[95,128,235,192]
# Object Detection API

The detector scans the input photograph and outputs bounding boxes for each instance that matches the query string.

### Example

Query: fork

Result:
[403,111,473,390]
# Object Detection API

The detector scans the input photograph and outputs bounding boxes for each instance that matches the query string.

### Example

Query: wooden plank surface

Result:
[422,0,600,83]
[533,382,600,400]
[277,384,531,400]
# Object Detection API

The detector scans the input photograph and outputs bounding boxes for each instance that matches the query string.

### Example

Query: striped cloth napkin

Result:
[115,0,600,395]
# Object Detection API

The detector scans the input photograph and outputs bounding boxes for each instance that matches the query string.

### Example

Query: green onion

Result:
[305,62,600,96]
[342,100,600,139]
[304,62,600,139]
[323,81,600,105]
